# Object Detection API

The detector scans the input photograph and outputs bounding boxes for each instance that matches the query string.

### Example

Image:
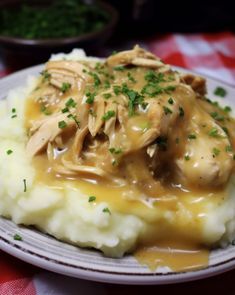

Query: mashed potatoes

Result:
[0,78,144,257]
[0,48,235,266]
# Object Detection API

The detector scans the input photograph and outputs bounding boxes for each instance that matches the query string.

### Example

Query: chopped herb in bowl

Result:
[0,0,110,39]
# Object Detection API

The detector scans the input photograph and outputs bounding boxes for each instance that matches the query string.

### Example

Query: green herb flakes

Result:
[40,105,51,116]
[65,98,77,108]
[109,147,122,155]
[14,234,22,241]
[179,107,184,117]
[127,72,136,83]
[212,147,220,156]
[86,92,96,104]
[188,134,197,140]
[23,179,27,192]
[208,127,219,137]
[224,106,232,113]
[163,106,172,115]
[40,70,51,81]
[103,207,111,214]
[144,71,164,83]
[102,110,115,121]
[104,80,111,89]
[113,65,125,71]
[88,196,96,202]
[61,82,71,93]
[61,107,69,113]
[226,145,233,152]
[6,149,13,155]
[11,108,17,118]
[58,120,67,129]
[103,93,112,99]
[214,87,227,97]
[210,112,224,122]
[222,126,229,135]
[67,114,80,127]
[168,97,174,105]
[113,85,121,95]
[88,72,101,87]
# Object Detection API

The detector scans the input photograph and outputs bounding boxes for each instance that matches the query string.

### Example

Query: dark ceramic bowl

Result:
[0,0,118,71]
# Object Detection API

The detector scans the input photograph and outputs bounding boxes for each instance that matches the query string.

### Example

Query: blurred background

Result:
[109,0,235,36]
[0,0,235,71]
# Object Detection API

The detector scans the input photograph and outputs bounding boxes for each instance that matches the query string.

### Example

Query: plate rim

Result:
[0,63,235,285]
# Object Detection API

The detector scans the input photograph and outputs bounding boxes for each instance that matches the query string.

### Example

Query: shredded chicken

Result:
[180,73,206,97]
[107,45,165,69]
[25,46,235,189]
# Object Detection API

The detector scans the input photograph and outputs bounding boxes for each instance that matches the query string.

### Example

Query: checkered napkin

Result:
[0,32,235,294]
[147,32,235,86]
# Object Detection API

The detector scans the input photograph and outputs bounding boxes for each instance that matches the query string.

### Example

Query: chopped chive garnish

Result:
[168,97,174,104]
[40,70,51,81]
[184,155,190,161]
[65,98,77,108]
[208,127,219,137]
[103,207,111,214]
[40,105,51,116]
[88,196,96,202]
[163,106,172,115]
[85,92,96,104]
[61,107,69,113]
[11,107,17,118]
[60,82,71,93]
[104,80,110,89]
[67,114,80,127]
[212,147,220,156]
[113,65,125,71]
[102,110,115,121]
[113,85,121,95]
[226,145,233,152]
[14,234,22,241]
[103,93,112,99]
[214,87,227,97]
[6,149,13,155]
[109,147,122,154]
[222,126,229,135]
[127,72,136,83]
[210,112,224,121]
[23,179,27,192]
[58,120,67,129]
[188,134,197,140]
[224,106,231,113]
[88,72,101,87]
[179,106,184,117]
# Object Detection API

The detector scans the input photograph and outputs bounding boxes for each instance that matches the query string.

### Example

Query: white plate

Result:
[0,65,235,285]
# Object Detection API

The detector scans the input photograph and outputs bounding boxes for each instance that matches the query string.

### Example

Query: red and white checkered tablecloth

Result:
[147,32,235,86]
[0,32,235,294]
